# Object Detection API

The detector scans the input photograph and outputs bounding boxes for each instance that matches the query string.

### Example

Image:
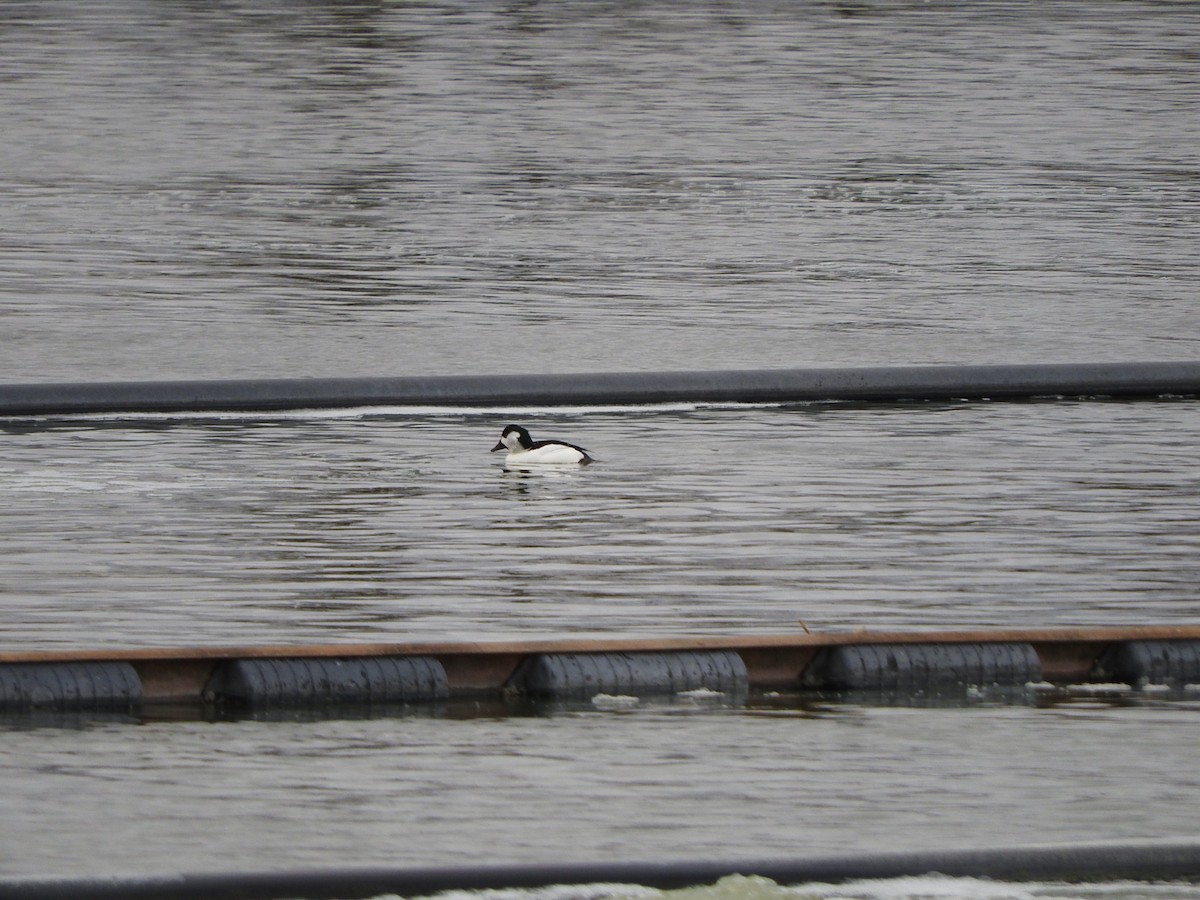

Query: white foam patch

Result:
[356,872,1200,900]
[1034,883,1200,899]
[676,688,726,699]
[661,874,798,900]
[377,877,1200,900]
[416,884,657,900]
[1064,683,1134,693]
[662,874,1042,900]
[591,693,641,710]
[806,874,1039,900]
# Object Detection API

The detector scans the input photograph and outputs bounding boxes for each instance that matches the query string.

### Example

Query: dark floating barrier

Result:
[3,629,1200,719]
[514,649,749,700]
[4,840,1200,900]
[203,656,449,710]
[0,662,141,714]
[1096,640,1200,687]
[804,642,1042,691]
[1,361,1199,415]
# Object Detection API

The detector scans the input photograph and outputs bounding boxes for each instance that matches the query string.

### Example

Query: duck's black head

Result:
[492,424,533,452]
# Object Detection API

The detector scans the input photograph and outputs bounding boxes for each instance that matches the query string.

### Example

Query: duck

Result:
[491,424,594,465]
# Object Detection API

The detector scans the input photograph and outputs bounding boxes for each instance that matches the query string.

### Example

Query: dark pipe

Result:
[4,841,1200,900]
[1,362,1198,416]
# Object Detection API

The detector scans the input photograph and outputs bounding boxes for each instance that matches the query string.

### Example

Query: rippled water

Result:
[4,697,1200,886]
[2,1,1199,381]
[2,399,1199,648]
[2,0,1199,889]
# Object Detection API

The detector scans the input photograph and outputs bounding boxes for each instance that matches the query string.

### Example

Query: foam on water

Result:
[395,875,1200,900]
[415,885,657,900]
[1065,684,1135,694]
[590,694,642,711]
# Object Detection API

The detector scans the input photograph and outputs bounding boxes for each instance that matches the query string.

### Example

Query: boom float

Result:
[0,361,1198,415]
[2,626,1200,716]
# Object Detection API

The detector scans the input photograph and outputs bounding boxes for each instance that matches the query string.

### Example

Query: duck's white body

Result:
[491,425,594,466]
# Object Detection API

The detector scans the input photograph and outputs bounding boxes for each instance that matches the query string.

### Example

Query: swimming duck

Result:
[491,424,594,465]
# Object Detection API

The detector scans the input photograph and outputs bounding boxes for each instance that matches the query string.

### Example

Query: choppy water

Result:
[1,0,1199,890]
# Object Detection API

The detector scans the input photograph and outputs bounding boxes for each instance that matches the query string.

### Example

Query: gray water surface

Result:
[2,0,1199,888]
[4,697,1200,880]
[2,1,1198,381]
[2,399,1199,648]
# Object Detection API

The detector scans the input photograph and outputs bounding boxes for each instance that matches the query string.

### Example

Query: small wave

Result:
[0,400,792,425]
